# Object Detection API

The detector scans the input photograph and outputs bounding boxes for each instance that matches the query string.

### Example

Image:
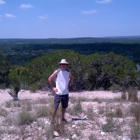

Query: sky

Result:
[0,0,140,38]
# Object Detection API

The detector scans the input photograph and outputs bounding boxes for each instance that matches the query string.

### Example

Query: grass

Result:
[121,91,127,100]
[115,106,123,118]
[0,91,140,139]
[102,117,114,132]
[16,110,37,126]
[85,105,95,120]
[128,87,138,102]
[130,121,140,139]
[130,103,140,122]
[36,105,51,118]
[0,107,8,117]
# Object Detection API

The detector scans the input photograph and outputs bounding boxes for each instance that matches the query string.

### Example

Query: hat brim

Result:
[59,63,69,65]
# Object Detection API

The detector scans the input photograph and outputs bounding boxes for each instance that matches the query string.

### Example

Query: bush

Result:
[128,87,138,102]
[17,110,37,126]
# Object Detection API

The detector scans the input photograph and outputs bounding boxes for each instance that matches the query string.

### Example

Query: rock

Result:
[54,131,59,137]
[122,136,131,140]
[72,125,76,128]
[72,134,77,139]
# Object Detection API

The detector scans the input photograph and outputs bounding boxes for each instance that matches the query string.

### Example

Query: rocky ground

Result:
[0,89,140,140]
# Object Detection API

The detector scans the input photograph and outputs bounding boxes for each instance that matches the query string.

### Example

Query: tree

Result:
[8,66,30,100]
[0,56,11,88]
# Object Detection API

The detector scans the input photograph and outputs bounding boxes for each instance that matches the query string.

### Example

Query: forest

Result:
[0,37,140,66]
[0,37,140,95]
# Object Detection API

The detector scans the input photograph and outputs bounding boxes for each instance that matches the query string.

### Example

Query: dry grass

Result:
[0,90,140,139]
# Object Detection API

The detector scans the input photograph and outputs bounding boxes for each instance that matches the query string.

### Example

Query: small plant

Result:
[77,122,86,130]
[36,105,50,118]
[0,107,8,117]
[73,99,82,115]
[5,101,12,108]
[20,99,33,111]
[13,101,22,107]
[16,110,37,126]
[98,106,105,115]
[45,125,54,140]
[88,133,97,140]
[128,87,138,102]
[121,91,127,100]
[92,98,102,103]
[115,106,123,118]
[85,106,95,120]
[38,98,49,104]
[130,122,140,139]
[130,103,140,122]
[102,117,114,132]
[0,128,4,138]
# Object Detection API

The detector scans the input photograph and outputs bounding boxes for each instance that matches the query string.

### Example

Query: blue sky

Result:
[0,0,140,38]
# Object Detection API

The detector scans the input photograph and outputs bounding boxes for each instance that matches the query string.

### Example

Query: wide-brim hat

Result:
[59,59,69,64]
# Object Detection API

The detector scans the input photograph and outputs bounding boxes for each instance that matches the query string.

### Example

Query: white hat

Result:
[59,59,69,64]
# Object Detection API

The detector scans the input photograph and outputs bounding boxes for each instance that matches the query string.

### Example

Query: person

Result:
[48,59,72,124]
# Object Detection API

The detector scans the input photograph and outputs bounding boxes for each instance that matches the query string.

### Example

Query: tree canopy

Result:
[0,50,139,91]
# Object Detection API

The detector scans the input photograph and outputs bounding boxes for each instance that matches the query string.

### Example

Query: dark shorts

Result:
[54,94,69,109]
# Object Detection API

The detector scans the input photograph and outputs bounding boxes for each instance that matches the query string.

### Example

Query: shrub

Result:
[128,87,138,102]
[36,106,50,118]
[130,103,140,122]
[130,122,140,139]
[102,117,114,132]
[0,107,8,117]
[121,91,127,100]
[17,110,37,126]
[115,106,123,118]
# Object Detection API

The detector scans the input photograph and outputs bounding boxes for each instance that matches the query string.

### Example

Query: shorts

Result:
[54,94,69,109]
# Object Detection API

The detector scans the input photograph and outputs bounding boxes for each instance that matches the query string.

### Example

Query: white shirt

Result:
[55,68,70,95]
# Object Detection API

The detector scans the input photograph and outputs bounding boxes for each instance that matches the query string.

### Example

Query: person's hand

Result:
[52,87,58,92]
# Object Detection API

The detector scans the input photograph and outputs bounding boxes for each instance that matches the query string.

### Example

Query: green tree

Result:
[0,56,11,88]
[25,50,140,91]
[8,66,30,100]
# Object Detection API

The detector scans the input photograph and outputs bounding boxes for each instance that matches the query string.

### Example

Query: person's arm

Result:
[48,70,58,92]
[68,72,72,88]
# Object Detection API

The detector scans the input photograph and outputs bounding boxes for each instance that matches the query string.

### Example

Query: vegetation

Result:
[0,91,140,139]
[1,38,140,66]
[0,38,140,91]
[25,50,140,91]
[0,48,140,92]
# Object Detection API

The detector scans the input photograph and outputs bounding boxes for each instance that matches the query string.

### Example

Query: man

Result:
[48,59,72,123]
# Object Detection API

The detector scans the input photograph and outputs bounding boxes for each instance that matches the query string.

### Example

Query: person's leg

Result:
[52,94,61,123]
[52,108,57,123]
[62,107,66,119]
[61,94,69,120]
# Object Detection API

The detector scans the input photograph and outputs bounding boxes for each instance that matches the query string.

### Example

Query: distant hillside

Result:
[0,36,140,44]
[0,36,140,66]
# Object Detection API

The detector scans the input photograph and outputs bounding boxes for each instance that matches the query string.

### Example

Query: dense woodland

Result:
[0,37,140,66]
[0,38,140,93]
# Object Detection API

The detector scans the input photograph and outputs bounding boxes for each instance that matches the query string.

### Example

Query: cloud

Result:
[39,14,48,19]
[20,4,33,9]
[0,0,5,5]
[96,0,112,4]
[5,13,16,18]
[82,10,98,14]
